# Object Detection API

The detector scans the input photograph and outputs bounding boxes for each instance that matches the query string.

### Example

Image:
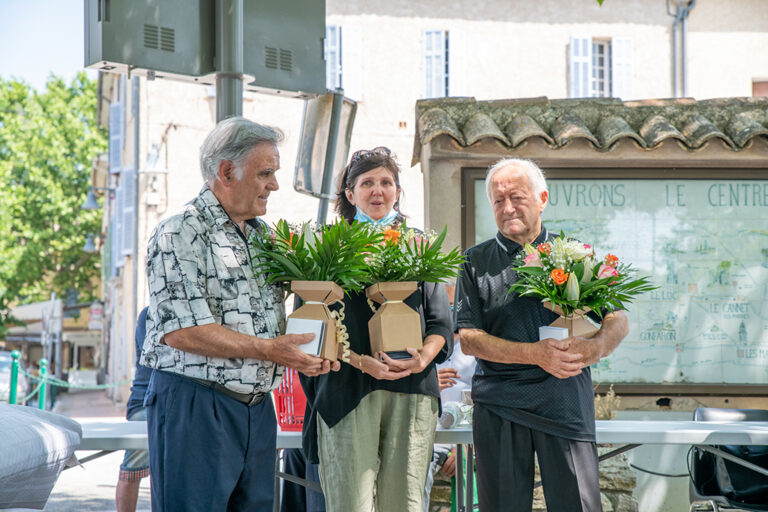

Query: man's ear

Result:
[539,190,549,211]
[217,160,236,184]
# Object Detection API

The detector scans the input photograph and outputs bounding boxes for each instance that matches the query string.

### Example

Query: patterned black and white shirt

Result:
[141,186,286,394]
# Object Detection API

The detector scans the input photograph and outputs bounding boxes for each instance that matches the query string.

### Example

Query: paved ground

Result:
[9,390,151,512]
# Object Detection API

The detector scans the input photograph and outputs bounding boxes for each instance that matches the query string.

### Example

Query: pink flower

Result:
[597,264,619,280]
[523,252,543,267]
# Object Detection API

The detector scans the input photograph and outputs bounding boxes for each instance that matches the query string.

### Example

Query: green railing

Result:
[8,350,128,409]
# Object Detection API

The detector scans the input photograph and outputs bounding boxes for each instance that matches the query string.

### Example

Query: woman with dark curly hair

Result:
[300,147,453,512]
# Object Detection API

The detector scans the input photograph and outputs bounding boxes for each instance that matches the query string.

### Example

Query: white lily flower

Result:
[581,257,594,284]
[566,272,580,302]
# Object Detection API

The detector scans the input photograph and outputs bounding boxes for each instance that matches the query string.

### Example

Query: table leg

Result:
[456,444,465,512]
[465,444,475,511]
[273,448,282,512]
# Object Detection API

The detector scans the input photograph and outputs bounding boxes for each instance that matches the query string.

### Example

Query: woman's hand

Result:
[360,354,412,381]
[378,347,430,374]
[377,333,446,375]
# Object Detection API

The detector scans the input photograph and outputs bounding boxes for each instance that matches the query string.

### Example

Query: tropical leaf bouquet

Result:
[250,219,381,292]
[250,219,382,362]
[508,233,657,320]
[364,224,465,284]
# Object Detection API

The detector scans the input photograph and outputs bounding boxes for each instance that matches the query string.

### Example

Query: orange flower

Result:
[551,268,568,285]
[288,232,296,246]
[538,242,551,255]
[382,228,402,245]
[604,253,619,267]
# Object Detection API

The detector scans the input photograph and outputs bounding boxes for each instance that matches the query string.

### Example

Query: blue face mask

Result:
[354,207,399,226]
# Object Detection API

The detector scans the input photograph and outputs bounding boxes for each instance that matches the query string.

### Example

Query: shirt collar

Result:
[494,226,549,254]
[196,185,261,231]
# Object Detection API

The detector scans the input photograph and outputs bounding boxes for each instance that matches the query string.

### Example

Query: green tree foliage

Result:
[0,72,106,334]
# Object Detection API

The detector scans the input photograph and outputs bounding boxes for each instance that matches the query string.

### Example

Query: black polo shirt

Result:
[453,226,596,442]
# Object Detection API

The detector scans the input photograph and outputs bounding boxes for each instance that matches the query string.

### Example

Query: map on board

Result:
[474,178,768,385]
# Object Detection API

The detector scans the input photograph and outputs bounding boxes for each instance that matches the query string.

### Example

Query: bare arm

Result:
[566,310,629,367]
[458,328,583,379]
[164,324,338,376]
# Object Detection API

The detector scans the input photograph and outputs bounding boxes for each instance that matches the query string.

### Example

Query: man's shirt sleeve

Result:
[453,253,484,332]
[147,220,216,335]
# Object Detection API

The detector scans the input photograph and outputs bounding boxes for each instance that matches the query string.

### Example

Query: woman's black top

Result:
[299,282,453,463]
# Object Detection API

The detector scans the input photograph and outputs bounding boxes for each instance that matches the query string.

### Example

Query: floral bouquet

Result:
[364,225,464,284]
[508,233,656,339]
[362,224,464,358]
[251,219,382,361]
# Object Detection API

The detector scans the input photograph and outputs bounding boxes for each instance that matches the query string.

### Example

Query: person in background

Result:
[454,158,629,511]
[115,307,151,512]
[280,447,325,512]
[301,146,453,512]
[422,284,476,511]
[141,117,337,511]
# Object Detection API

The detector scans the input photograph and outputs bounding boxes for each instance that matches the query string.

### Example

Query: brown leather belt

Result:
[186,376,268,407]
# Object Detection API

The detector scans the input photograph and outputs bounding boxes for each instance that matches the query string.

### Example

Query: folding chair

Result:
[689,407,768,512]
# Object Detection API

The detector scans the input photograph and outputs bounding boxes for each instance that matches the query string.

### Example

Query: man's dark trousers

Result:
[145,369,277,511]
[473,403,602,512]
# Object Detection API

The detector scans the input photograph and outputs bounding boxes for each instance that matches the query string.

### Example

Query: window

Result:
[569,37,632,99]
[753,80,768,98]
[325,25,342,90]
[423,30,449,98]
[591,40,611,98]
[324,24,362,100]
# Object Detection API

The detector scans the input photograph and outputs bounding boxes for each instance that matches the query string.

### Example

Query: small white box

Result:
[285,317,326,356]
[539,325,569,341]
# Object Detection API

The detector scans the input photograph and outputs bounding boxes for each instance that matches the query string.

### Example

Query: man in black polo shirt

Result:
[454,158,629,512]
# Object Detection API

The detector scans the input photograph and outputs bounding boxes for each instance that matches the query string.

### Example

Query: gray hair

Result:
[199,116,284,184]
[485,158,547,203]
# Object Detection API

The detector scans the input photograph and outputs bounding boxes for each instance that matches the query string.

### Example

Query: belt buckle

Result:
[247,392,263,406]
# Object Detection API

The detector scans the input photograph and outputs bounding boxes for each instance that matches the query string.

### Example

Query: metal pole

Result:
[9,350,20,405]
[215,0,244,122]
[681,0,696,97]
[39,358,48,410]
[316,89,345,225]
[671,2,683,97]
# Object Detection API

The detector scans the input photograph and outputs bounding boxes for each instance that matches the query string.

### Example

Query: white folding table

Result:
[78,419,768,512]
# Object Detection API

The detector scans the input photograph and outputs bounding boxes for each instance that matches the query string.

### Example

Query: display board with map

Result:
[473,178,768,385]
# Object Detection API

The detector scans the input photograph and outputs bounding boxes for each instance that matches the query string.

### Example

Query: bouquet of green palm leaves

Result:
[251,219,381,292]
[250,219,382,361]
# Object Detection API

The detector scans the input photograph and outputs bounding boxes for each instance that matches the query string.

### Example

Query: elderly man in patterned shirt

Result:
[141,117,337,511]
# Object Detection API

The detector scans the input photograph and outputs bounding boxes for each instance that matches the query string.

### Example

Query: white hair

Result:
[485,158,547,203]
[199,116,283,184]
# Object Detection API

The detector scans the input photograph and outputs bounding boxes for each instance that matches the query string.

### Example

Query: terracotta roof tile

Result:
[412,97,768,164]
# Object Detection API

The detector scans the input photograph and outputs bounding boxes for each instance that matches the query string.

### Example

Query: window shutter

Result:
[423,30,447,98]
[109,101,123,173]
[325,25,342,90]
[340,25,362,100]
[111,183,125,272]
[448,29,466,97]
[611,37,633,100]
[569,36,592,98]
[121,166,136,257]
